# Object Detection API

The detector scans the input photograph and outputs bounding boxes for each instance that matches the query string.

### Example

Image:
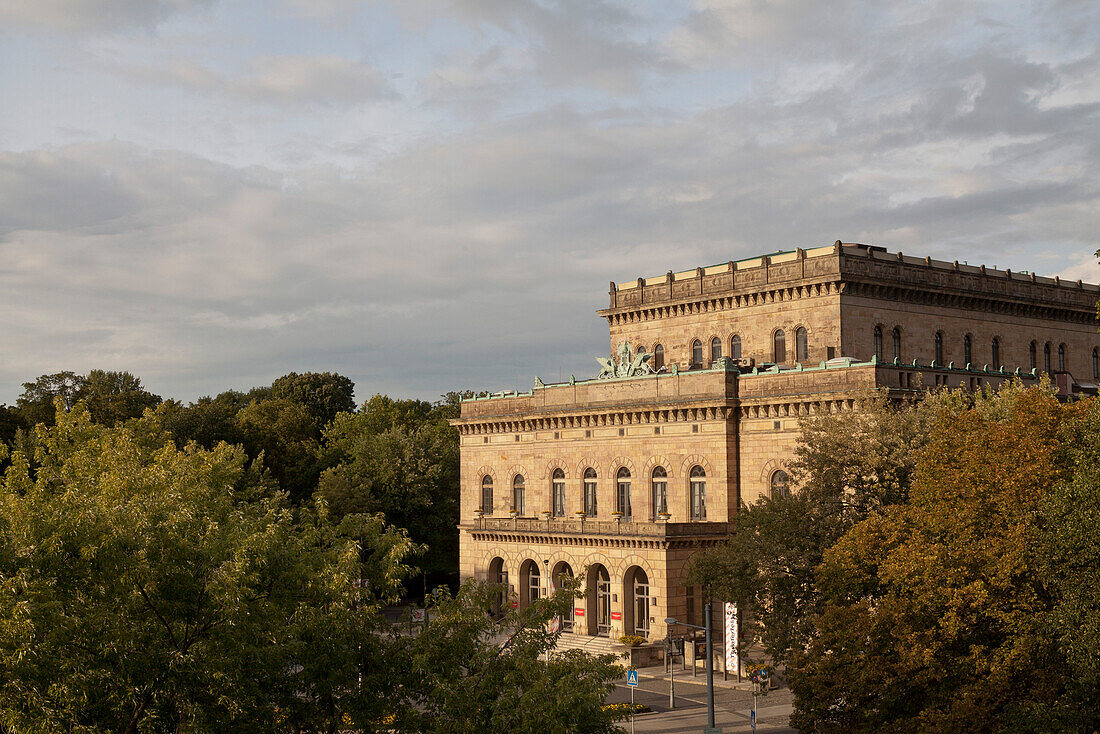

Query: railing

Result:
[467,515,731,538]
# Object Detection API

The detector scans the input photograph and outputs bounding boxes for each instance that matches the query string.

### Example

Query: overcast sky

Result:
[1,0,1098,405]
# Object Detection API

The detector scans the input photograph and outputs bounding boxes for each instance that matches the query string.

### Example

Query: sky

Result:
[1,0,1098,406]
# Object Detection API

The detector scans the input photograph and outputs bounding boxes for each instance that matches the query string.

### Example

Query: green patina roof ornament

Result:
[596,341,654,379]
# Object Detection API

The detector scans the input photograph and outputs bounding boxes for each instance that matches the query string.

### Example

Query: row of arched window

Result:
[872,326,1098,378]
[479,465,709,521]
[643,328,810,371]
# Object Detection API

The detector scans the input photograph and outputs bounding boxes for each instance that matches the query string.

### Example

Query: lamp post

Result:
[666,602,720,733]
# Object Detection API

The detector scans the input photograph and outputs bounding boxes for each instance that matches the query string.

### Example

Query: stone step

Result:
[552,632,627,660]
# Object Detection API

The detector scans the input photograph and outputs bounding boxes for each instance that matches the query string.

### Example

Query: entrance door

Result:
[597,568,612,637]
[554,564,574,632]
[634,578,650,636]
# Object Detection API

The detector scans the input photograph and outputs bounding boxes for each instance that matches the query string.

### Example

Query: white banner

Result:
[724,602,739,673]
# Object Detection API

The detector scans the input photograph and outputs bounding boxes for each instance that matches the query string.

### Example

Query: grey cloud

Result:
[0,0,213,32]
[104,55,393,108]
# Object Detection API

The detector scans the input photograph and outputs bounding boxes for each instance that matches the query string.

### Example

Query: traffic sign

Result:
[750,709,756,730]
[626,669,639,687]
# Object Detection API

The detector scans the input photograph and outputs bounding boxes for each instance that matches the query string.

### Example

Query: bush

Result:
[618,634,647,646]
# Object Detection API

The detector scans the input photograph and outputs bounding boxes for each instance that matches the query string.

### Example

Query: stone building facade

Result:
[452,242,1099,644]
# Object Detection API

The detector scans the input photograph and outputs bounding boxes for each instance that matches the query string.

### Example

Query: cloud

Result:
[2,0,1099,403]
[107,54,393,107]
[0,0,212,32]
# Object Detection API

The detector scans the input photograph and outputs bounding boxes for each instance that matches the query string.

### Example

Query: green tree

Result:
[269,372,355,428]
[76,369,162,425]
[0,400,419,733]
[235,397,324,504]
[158,390,250,450]
[15,370,83,426]
[319,395,460,577]
[391,578,626,733]
[789,383,1094,733]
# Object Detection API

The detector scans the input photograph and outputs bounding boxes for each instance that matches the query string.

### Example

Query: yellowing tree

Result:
[790,384,1099,732]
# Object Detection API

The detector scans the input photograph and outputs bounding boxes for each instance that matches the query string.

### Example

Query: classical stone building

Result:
[451,242,1099,644]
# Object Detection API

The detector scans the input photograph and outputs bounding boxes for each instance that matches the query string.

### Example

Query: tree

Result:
[76,369,162,425]
[390,578,626,733]
[0,400,418,733]
[319,396,460,578]
[15,371,83,426]
[269,372,355,428]
[688,389,940,666]
[789,383,1096,732]
[157,391,250,450]
[235,397,325,504]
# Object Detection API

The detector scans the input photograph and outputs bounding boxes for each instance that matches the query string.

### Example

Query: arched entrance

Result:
[519,559,542,610]
[552,561,575,632]
[624,566,651,637]
[586,564,612,637]
[488,557,507,618]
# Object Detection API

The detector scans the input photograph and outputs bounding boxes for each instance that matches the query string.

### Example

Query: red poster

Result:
[510,601,518,609]
[574,608,585,616]
[610,611,622,620]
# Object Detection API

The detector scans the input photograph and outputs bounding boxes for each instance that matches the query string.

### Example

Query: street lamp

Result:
[666,601,720,733]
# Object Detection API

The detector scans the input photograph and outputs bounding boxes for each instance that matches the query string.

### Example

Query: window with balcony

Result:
[552,468,565,517]
[583,467,598,516]
[710,337,721,363]
[651,466,668,519]
[731,334,742,359]
[690,465,706,520]
[481,475,493,514]
[691,339,703,368]
[773,330,786,363]
[796,327,808,362]
[512,474,525,515]
[616,467,631,520]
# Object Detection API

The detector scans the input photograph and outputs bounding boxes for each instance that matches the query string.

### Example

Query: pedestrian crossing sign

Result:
[626,669,639,687]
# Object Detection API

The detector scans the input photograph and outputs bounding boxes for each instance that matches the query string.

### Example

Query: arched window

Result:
[991,338,1001,369]
[583,468,598,517]
[653,344,664,371]
[481,476,493,515]
[691,339,703,367]
[1093,348,1098,379]
[616,467,632,520]
[636,344,646,356]
[651,466,668,519]
[710,337,722,363]
[512,475,525,516]
[934,332,944,364]
[892,327,902,361]
[1058,344,1066,372]
[1030,341,1038,371]
[731,334,742,360]
[963,334,972,366]
[552,468,565,517]
[771,470,790,499]
[690,465,706,520]
[1045,342,1052,374]
[796,327,808,362]
[773,330,786,364]
[873,326,883,360]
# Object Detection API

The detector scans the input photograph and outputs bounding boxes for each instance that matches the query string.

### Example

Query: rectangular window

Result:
[553,480,565,517]
[584,480,598,516]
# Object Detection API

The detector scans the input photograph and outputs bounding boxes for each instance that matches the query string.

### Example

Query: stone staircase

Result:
[552,632,626,660]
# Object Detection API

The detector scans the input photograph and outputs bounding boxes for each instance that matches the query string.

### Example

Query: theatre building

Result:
[450,242,1099,644]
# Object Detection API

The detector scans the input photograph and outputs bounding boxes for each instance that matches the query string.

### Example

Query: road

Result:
[605,668,797,733]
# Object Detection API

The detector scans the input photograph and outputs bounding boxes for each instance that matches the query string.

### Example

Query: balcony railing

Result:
[466,515,731,538]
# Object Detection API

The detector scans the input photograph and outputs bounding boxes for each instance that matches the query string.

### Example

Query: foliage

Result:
[157,391,250,450]
[269,371,355,427]
[234,397,325,504]
[387,578,626,733]
[688,389,941,665]
[789,383,1099,733]
[0,401,418,733]
[15,370,161,428]
[319,395,460,576]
